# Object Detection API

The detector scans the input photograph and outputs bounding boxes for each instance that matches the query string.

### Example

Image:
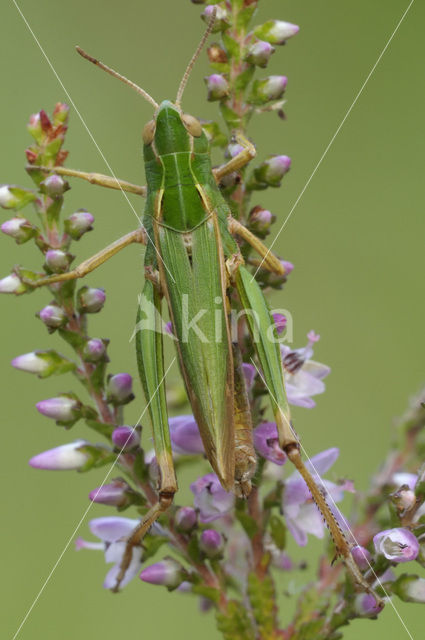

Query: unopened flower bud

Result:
[207,43,228,64]
[27,112,43,142]
[112,425,139,451]
[12,351,50,375]
[107,373,134,405]
[38,304,67,329]
[36,394,81,422]
[354,593,383,617]
[175,506,198,532]
[83,338,107,362]
[42,174,67,197]
[245,41,275,68]
[169,415,204,455]
[273,313,287,335]
[12,349,75,378]
[52,102,69,125]
[45,249,71,273]
[29,440,89,470]
[253,20,299,45]
[225,143,244,159]
[199,529,224,558]
[77,286,106,313]
[249,76,288,105]
[0,273,25,294]
[201,5,229,32]
[140,558,185,589]
[204,74,229,101]
[89,479,131,507]
[373,528,419,563]
[261,260,294,289]
[351,545,372,571]
[1,217,37,244]
[0,185,35,210]
[253,155,291,188]
[248,206,275,234]
[64,210,94,240]
[392,574,425,603]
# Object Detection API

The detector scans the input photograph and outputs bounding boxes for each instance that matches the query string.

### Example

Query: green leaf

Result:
[216,600,256,640]
[192,584,220,604]
[222,33,240,60]
[219,102,242,129]
[142,535,169,561]
[269,514,286,550]
[85,419,114,439]
[236,6,256,31]
[235,507,259,539]
[234,66,255,92]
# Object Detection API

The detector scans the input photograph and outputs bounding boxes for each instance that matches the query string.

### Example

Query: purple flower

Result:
[140,558,185,588]
[373,528,419,563]
[282,448,353,546]
[245,40,275,68]
[77,286,106,313]
[169,415,204,455]
[38,304,67,329]
[199,529,224,558]
[76,516,143,589]
[190,473,234,523]
[354,593,384,617]
[45,249,70,273]
[175,506,197,532]
[242,363,256,391]
[12,351,50,375]
[281,331,330,408]
[351,545,372,570]
[83,338,107,362]
[253,422,286,465]
[392,472,417,491]
[89,479,130,507]
[64,210,94,239]
[36,395,81,422]
[273,313,287,335]
[204,74,229,101]
[29,440,89,470]
[107,373,134,405]
[112,425,139,451]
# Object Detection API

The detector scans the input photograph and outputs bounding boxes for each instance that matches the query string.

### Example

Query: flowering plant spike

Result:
[2,2,424,638]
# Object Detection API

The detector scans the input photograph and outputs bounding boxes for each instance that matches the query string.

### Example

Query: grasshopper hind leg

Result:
[113,490,175,592]
[233,343,257,498]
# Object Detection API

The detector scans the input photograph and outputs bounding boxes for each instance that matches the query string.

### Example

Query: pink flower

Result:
[281,331,330,408]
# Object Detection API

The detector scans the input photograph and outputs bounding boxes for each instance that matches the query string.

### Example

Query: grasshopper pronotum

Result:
[26,9,374,595]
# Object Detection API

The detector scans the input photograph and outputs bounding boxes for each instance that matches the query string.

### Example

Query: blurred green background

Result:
[1,0,424,638]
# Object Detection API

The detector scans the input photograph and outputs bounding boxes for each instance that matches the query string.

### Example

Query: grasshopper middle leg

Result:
[24,228,146,288]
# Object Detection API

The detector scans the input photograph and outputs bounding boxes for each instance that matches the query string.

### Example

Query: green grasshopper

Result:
[27,11,371,594]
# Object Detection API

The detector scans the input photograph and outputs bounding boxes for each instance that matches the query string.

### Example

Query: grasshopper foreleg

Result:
[28,165,146,197]
[23,228,146,288]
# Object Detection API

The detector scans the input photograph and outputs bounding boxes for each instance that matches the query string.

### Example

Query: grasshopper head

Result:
[142,101,205,154]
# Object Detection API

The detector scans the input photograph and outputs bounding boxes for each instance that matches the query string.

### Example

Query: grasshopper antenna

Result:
[175,7,217,108]
[76,46,159,110]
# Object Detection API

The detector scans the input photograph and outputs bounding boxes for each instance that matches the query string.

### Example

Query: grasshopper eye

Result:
[181,113,202,138]
[142,119,156,145]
